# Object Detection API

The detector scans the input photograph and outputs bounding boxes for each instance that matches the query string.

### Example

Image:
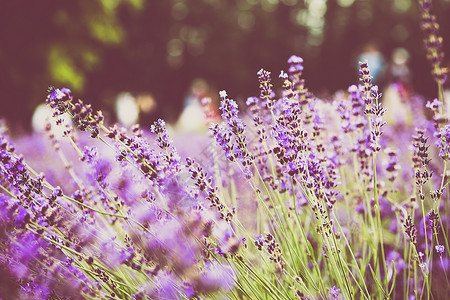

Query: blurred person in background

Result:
[176,78,218,132]
[115,92,139,127]
[357,42,386,85]
[444,60,450,116]
[383,47,414,127]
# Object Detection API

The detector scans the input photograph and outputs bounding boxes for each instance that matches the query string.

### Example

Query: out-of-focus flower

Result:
[419,0,448,84]
[195,260,236,293]
[436,125,450,159]
[329,285,341,299]
[387,250,405,274]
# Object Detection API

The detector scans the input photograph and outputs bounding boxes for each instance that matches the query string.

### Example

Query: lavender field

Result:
[1,1,450,300]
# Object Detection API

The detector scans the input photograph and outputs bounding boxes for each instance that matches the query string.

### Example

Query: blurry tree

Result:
[0,0,142,131]
[318,0,450,94]
[0,0,449,131]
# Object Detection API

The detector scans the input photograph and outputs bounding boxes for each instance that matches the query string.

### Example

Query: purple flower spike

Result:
[81,146,98,164]
[151,119,171,150]
[214,91,254,178]
[418,0,447,84]
[14,206,31,228]
[436,125,450,160]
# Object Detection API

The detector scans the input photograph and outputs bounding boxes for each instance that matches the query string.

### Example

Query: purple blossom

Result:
[213,91,253,178]
[436,244,445,254]
[425,98,441,112]
[196,260,236,293]
[257,69,276,108]
[183,283,195,298]
[436,125,450,159]
[219,96,245,135]
[387,250,405,273]
[14,206,30,228]
[419,251,425,260]
[151,119,171,150]
[45,87,73,117]
[47,87,72,104]
[211,123,234,161]
[81,146,98,164]
[329,285,341,299]
[148,271,182,300]
[150,119,181,176]
[287,55,304,75]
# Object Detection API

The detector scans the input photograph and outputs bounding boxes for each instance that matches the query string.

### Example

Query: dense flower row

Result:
[1,51,448,298]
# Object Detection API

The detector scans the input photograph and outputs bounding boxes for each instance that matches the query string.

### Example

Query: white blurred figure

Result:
[176,79,210,132]
[176,99,206,132]
[32,103,72,137]
[115,92,139,127]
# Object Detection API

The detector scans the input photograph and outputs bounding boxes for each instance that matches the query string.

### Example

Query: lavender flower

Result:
[404,215,417,245]
[329,285,341,299]
[287,55,304,75]
[287,55,305,90]
[185,157,233,222]
[436,125,450,159]
[419,0,448,84]
[387,250,405,274]
[257,69,276,109]
[46,86,72,115]
[213,91,254,179]
[150,119,171,150]
[436,245,444,254]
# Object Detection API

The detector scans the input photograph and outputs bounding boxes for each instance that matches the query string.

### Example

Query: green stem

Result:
[438,82,445,114]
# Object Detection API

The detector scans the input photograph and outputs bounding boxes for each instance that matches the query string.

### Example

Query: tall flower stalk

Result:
[418,0,448,110]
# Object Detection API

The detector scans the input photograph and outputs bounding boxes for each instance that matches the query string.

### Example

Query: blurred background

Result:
[1,0,449,132]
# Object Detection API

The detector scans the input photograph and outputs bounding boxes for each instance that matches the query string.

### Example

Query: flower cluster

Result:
[436,124,450,160]
[212,91,254,179]
[412,128,432,201]
[404,215,418,245]
[185,157,234,222]
[46,86,72,115]
[255,233,285,271]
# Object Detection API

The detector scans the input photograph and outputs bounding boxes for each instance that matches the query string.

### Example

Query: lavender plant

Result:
[1,2,450,300]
